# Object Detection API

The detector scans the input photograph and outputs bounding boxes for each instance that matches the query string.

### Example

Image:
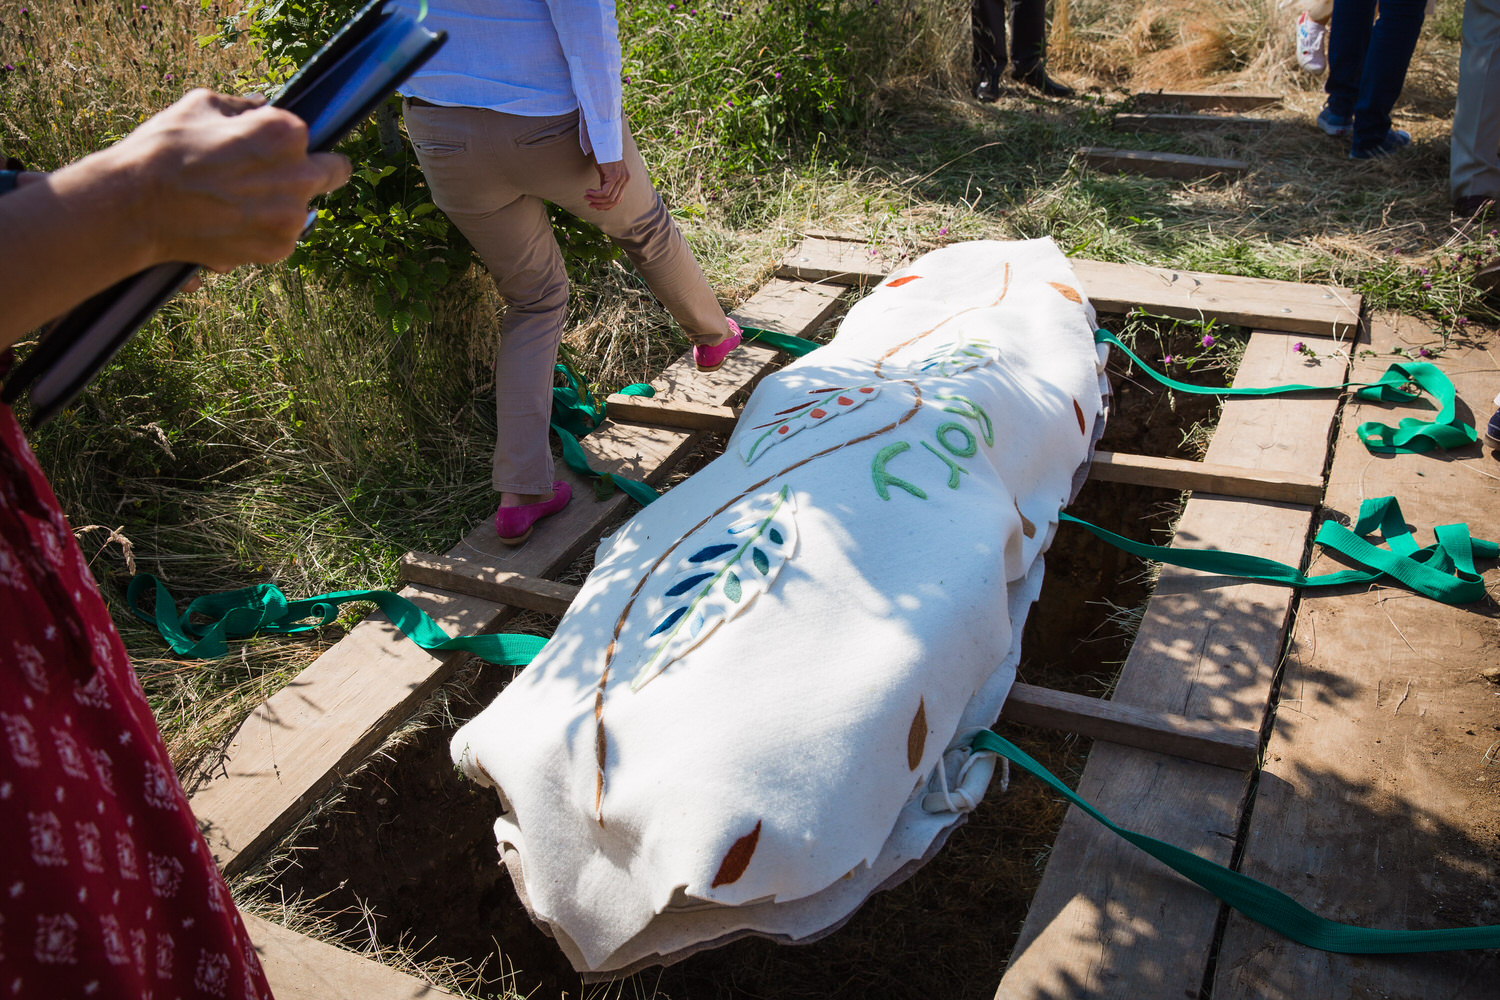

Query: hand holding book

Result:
[1,0,446,425]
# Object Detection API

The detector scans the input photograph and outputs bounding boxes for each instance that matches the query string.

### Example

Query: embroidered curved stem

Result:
[872,263,1010,380]
[590,382,927,819]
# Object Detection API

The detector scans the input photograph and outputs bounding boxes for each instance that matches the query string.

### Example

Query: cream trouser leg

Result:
[403,103,728,494]
[1452,0,1500,203]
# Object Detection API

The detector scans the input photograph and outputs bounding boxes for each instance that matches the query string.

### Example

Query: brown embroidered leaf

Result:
[1073,398,1086,435]
[907,697,928,771]
[1050,281,1082,303]
[1015,499,1036,538]
[594,715,608,814]
[712,820,763,887]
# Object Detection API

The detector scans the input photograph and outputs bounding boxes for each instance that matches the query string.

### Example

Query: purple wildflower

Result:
[1200,333,1215,348]
[938,227,949,236]
[1418,347,1432,357]
[1293,341,1304,353]
[1163,355,1174,364]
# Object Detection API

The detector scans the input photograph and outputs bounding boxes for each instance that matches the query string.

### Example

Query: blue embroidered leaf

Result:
[650,607,687,638]
[630,485,799,690]
[913,337,999,377]
[665,572,714,597]
[738,384,881,465]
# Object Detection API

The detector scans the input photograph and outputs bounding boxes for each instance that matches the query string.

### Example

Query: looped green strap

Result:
[549,362,660,506]
[1093,328,1477,455]
[1062,495,1496,605]
[969,729,1500,953]
[126,574,547,665]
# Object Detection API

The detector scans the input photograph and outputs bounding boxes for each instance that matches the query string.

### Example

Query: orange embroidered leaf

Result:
[1050,281,1082,303]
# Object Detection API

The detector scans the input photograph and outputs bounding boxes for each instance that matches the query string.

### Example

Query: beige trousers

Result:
[403,101,728,494]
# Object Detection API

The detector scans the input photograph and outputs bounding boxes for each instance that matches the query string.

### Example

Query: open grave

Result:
[186,232,1499,999]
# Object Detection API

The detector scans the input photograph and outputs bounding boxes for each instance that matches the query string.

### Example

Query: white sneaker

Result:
[1296,12,1327,74]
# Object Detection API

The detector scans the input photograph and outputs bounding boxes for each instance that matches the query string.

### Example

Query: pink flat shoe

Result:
[494,481,571,546]
[693,318,742,373]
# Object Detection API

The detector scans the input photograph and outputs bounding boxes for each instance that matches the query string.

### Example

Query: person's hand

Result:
[585,158,630,211]
[111,89,352,272]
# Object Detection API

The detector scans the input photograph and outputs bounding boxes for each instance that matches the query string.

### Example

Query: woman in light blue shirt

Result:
[396,0,742,545]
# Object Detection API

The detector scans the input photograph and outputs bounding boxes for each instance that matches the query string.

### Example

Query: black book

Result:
[2,0,446,425]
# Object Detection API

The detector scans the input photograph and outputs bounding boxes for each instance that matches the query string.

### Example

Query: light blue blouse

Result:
[393,0,624,163]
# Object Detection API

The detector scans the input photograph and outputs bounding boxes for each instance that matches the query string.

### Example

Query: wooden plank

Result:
[777,238,1362,336]
[1113,112,1274,133]
[1073,258,1361,336]
[399,552,580,616]
[997,330,1349,999]
[999,683,1259,771]
[1090,450,1325,505]
[604,393,740,433]
[777,237,898,285]
[189,272,836,876]
[733,276,846,336]
[1079,147,1249,181]
[243,912,459,999]
[1132,90,1282,112]
[1213,314,1500,999]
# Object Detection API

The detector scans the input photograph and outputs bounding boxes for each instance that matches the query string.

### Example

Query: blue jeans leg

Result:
[1329,0,1428,151]
[1325,0,1376,120]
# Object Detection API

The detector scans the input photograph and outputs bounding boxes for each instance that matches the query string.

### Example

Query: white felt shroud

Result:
[450,238,1110,976]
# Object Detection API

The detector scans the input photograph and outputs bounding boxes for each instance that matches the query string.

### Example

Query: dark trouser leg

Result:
[972,0,1008,83]
[1010,0,1047,75]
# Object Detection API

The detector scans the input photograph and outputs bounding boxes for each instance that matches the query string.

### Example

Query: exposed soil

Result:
[261,323,1231,999]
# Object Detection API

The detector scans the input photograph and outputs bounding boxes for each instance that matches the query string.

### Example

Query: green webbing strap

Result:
[549,362,660,506]
[1061,495,1496,605]
[126,574,548,665]
[546,330,817,506]
[1093,328,1477,454]
[969,729,1500,952]
[741,323,820,358]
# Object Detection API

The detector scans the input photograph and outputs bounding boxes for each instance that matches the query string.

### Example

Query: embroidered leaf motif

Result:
[1050,281,1083,303]
[885,274,924,287]
[907,697,928,771]
[633,486,798,690]
[739,384,880,465]
[711,820,762,888]
[915,338,998,378]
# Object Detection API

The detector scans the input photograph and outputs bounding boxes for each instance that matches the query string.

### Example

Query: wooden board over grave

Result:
[1079,146,1249,181]
[997,328,1350,998]
[1112,112,1275,134]
[777,235,1360,337]
[1132,90,1283,112]
[1212,313,1500,999]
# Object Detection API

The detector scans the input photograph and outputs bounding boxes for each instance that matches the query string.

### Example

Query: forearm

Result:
[0,149,158,350]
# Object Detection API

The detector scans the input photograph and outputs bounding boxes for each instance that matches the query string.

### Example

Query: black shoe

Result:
[1011,65,1075,98]
[972,78,999,103]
